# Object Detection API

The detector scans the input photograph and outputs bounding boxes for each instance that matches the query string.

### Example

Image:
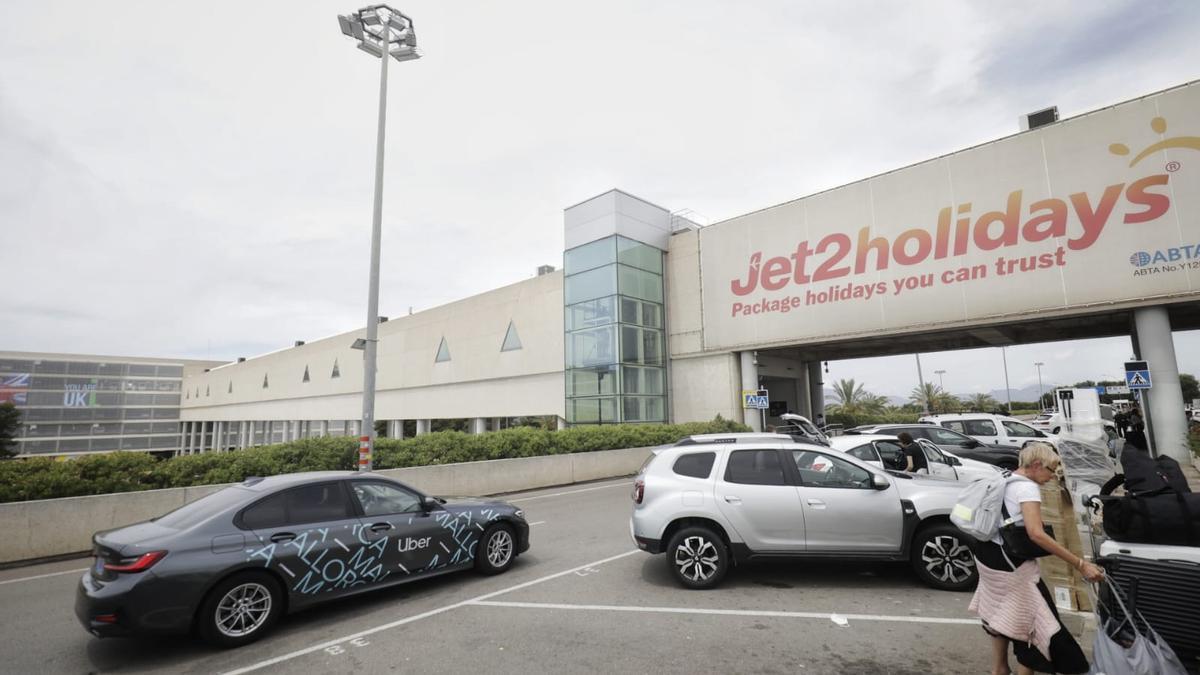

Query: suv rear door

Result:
[715,448,805,552]
[790,449,902,551]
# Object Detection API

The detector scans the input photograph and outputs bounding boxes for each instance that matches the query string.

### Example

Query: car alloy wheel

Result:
[486,528,514,568]
[215,582,273,638]
[920,534,975,586]
[673,535,720,583]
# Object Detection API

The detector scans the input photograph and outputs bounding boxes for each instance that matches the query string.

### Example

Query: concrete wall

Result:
[0,445,655,565]
[182,271,565,421]
[669,352,741,424]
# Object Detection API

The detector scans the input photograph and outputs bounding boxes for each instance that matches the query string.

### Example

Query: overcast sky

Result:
[2,1,1198,400]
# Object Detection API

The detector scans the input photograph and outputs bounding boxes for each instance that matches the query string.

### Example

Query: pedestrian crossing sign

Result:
[1125,369,1152,390]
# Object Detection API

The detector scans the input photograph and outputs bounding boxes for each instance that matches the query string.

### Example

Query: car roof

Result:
[675,433,798,446]
[239,470,362,491]
[829,434,899,448]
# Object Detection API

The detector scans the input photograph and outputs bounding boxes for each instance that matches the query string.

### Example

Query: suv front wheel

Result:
[666,526,728,589]
[911,523,977,592]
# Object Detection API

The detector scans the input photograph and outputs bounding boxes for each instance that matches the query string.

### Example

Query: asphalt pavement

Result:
[0,478,993,674]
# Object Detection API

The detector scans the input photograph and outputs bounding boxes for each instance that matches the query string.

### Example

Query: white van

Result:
[918,413,1055,449]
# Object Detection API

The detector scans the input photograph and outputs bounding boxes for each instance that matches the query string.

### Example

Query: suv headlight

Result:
[514,509,525,519]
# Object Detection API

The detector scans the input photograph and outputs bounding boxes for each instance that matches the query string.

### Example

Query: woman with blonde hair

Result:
[969,442,1104,675]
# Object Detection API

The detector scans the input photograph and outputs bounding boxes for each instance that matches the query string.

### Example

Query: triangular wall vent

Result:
[228,381,233,394]
[262,373,269,389]
[501,321,523,352]
[331,359,341,378]
[302,365,310,383]
[435,337,452,363]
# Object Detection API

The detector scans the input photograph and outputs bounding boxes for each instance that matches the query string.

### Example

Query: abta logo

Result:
[1129,252,1152,267]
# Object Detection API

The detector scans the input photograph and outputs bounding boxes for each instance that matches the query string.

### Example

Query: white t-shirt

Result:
[990,476,1042,545]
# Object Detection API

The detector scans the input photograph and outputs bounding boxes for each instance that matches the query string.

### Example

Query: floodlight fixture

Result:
[338,5,421,63]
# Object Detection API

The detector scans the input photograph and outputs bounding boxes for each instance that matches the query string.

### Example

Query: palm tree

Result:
[909,382,960,413]
[965,392,998,412]
[830,379,871,414]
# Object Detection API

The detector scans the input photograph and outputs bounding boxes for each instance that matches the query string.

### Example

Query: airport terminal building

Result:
[9,81,1200,462]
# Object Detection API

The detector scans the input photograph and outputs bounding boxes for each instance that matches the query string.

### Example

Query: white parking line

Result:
[509,481,629,503]
[0,567,88,586]
[468,601,981,626]
[528,521,546,526]
[220,550,640,675]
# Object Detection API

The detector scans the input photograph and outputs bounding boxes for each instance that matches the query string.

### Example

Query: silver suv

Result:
[630,437,978,592]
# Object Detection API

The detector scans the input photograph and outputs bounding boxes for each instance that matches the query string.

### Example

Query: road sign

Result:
[1105,385,1131,395]
[742,389,769,410]
[1124,361,1152,390]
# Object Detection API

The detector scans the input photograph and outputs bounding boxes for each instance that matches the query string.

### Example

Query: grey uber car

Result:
[76,471,529,647]
[630,438,978,592]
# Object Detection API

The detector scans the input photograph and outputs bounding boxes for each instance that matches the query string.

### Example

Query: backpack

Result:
[950,471,1011,541]
[1120,446,1191,495]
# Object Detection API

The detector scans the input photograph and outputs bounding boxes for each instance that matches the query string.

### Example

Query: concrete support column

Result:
[211,421,221,452]
[319,420,329,438]
[416,419,431,435]
[388,420,404,439]
[292,420,301,441]
[492,417,503,432]
[1133,307,1190,462]
[738,351,762,432]
[806,361,825,422]
[557,416,567,431]
[471,418,487,434]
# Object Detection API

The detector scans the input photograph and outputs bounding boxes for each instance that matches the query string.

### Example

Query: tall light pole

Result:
[338,5,421,472]
[934,369,946,390]
[1001,347,1013,414]
[1034,362,1045,410]
[914,354,931,413]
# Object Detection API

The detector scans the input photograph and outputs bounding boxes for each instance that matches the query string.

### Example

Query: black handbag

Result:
[999,501,1053,559]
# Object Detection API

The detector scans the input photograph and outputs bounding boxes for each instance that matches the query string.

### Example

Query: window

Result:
[621,365,663,395]
[302,366,310,383]
[620,325,663,365]
[873,441,906,469]
[567,326,617,368]
[566,296,617,331]
[1002,420,1039,438]
[284,483,354,525]
[501,321,523,352]
[351,482,422,516]
[793,451,872,488]
[564,265,617,305]
[617,264,663,303]
[435,337,452,363]
[564,237,616,275]
[616,236,662,274]
[568,397,617,424]
[673,452,715,478]
[619,297,662,328]
[725,449,786,485]
[159,490,245,529]
[926,428,973,445]
[942,421,965,433]
[262,374,269,389]
[240,492,287,530]
[963,420,998,436]
[845,444,879,462]
[622,395,665,422]
[919,441,949,465]
[331,360,341,378]
[568,366,617,396]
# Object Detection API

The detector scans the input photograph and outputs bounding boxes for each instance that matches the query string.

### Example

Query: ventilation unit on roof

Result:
[1020,106,1059,131]
[295,340,305,347]
[237,357,246,363]
[537,265,556,276]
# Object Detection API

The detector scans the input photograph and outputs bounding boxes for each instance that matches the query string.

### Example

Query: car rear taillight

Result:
[632,479,644,504]
[104,550,167,573]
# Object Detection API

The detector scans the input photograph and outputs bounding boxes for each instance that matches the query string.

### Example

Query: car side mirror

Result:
[961,439,980,448]
[871,474,890,490]
[421,496,442,511]
[949,457,962,466]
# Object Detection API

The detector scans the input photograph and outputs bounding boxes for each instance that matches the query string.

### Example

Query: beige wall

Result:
[669,352,741,424]
[182,272,565,421]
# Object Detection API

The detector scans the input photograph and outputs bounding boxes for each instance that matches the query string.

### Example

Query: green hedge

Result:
[0,417,748,503]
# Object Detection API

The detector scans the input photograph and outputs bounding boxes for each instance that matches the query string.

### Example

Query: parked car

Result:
[844,423,1021,471]
[828,434,1002,482]
[775,413,831,446]
[630,435,979,592]
[918,413,1056,449]
[76,471,529,646]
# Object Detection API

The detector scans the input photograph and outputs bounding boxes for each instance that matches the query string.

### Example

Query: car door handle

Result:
[369,522,393,533]
[806,499,826,508]
[723,496,742,504]
[269,532,296,543]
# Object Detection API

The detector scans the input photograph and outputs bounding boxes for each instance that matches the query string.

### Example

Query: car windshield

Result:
[154,487,250,528]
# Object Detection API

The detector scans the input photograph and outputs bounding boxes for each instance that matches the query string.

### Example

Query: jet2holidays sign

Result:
[699,83,1200,350]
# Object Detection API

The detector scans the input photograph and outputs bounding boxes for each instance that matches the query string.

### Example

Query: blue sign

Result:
[742,390,770,409]
[1125,370,1152,390]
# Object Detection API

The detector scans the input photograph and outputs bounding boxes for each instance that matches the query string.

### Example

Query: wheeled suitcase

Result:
[1098,553,1200,666]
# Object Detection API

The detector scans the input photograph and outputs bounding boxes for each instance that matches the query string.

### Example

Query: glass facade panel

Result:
[616,236,663,274]
[619,297,662,328]
[567,326,617,368]
[568,397,617,424]
[568,365,618,397]
[622,396,665,422]
[622,365,664,395]
[566,296,617,331]
[564,265,617,305]
[617,264,663,303]
[127,364,157,376]
[563,237,616,275]
[620,325,664,365]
